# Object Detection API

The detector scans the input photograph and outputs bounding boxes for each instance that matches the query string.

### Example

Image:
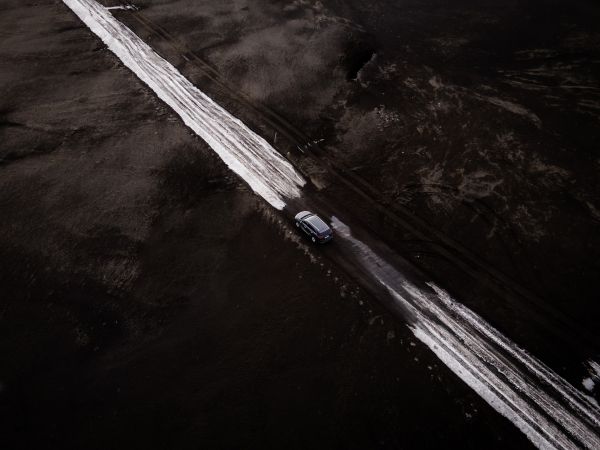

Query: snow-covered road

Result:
[332,217,600,450]
[63,1,600,448]
[63,0,305,211]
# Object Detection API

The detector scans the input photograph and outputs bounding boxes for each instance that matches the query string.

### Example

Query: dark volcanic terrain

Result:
[1,0,599,449]
[114,0,600,329]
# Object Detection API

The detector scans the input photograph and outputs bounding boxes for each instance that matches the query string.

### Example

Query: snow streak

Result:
[63,0,305,210]
[331,217,600,450]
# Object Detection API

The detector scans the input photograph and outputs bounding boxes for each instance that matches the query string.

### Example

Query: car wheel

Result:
[311,236,316,243]
[295,221,300,227]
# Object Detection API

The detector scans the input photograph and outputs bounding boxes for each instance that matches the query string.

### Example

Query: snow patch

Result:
[475,94,541,128]
[588,360,600,379]
[583,378,595,392]
[331,215,600,450]
[105,4,137,10]
[64,0,305,210]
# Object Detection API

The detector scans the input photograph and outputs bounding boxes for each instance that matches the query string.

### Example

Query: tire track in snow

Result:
[63,0,305,210]
[331,217,600,450]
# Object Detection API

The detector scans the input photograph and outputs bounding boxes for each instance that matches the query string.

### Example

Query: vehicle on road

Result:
[294,211,333,243]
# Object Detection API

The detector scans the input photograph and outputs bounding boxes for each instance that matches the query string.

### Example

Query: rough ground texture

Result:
[1,0,599,448]
[121,0,600,328]
[109,0,600,394]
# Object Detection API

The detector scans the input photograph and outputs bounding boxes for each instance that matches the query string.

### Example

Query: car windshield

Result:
[306,215,330,233]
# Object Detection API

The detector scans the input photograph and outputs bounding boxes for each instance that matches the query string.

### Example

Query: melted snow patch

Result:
[475,94,542,128]
[583,378,595,392]
[589,360,600,378]
[105,5,137,10]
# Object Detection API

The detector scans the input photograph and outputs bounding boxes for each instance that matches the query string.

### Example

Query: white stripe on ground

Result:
[63,0,305,210]
[589,360,600,379]
[331,217,600,450]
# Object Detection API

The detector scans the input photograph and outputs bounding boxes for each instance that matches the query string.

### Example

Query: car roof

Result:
[305,214,330,233]
[295,210,313,221]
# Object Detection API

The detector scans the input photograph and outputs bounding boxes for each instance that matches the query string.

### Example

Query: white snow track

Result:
[63,0,304,210]
[332,217,600,450]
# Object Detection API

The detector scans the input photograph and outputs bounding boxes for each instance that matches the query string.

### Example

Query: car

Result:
[294,211,333,243]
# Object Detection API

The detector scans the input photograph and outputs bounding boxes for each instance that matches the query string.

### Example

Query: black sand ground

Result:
[1,0,599,448]
[114,0,600,331]
[107,0,600,400]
